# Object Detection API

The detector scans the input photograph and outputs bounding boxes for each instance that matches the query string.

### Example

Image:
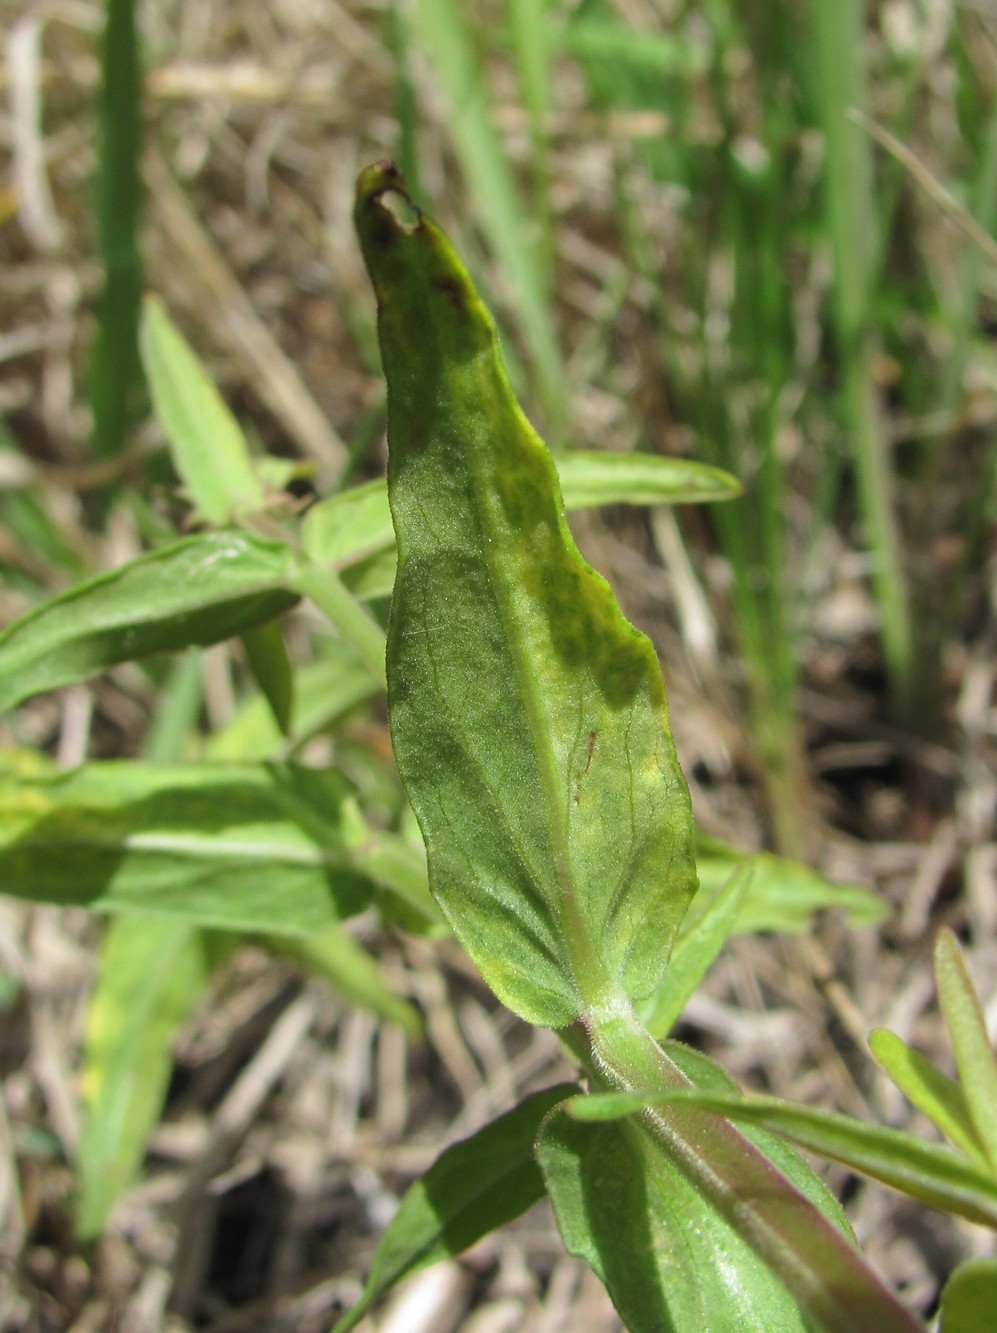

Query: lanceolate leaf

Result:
[355,161,698,1027]
[77,915,209,1239]
[869,1027,984,1166]
[141,294,265,523]
[333,1084,578,1333]
[0,760,377,933]
[0,532,300,714]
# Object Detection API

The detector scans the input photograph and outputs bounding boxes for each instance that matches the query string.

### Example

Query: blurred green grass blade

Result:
[412,0,564,423]
[0,532,301,713]
[639,861,752,1039]
[505,0,554,274]
[570,1088,997,1231]
[241,619,294,736]
[77,915,208,1239]
[934,929,997,1173]
[90,0,143,460]
[140,295,266,523]
[274,924,420,1036]
[940,1259,997,1333]
[811,0,913,710]
[333,1085,578,1333]
[383,5,422,197]
[869,1028,985,1166]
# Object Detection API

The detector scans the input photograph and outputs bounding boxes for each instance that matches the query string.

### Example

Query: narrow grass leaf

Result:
[940,1258,997,1333]
[869,1027,985,1166]
[333,1085,578,1333]
[140,295,265,523]
[0,532,300,714]
[90,0,143,460]
[355,162,697,1026]
[77,915,208,1239]
[934,928,997,1172]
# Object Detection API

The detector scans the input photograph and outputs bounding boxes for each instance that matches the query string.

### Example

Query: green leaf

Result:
[302,478,392,568]
[940,1259,997,1333]
[333,1084,578,1333]
[274,923,420,1036]
[206,644,381,762]
[0,532,301,714]
[869,1028,985,1166]
[302,453,741,572]
[555,450,742,507]
[240,619,294,736]
[90,0,143,461]
[354,162,698,1027]
[605,1086,997,1231]
[538,1042,864,1333]
[934,928,997,1173]
[77,915,209,1239]
[0,759,378,934]
[140,294,265,523]
[693,834,888,935]
[639,860,753,1037]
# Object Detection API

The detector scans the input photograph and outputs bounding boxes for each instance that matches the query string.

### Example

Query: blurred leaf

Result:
[77,915,209,1239]
[355,161,697,1027]
[693,834,888,935]
[639,860,752,1037]
[241,619,294,736]
[90,0,143,459]
[207,645,381,762]
[140,295,265,522]
[275,923,420,1036]
[934,928,997,1172]
[940,1259,997,1333]
[0,532,300,714]
[869,1028,985,1166]
[333,1084,578,1333]
[556,450,741,507]
[0,760,378,934]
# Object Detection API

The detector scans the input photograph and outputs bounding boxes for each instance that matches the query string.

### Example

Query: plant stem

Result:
[584,1000,921,1333]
